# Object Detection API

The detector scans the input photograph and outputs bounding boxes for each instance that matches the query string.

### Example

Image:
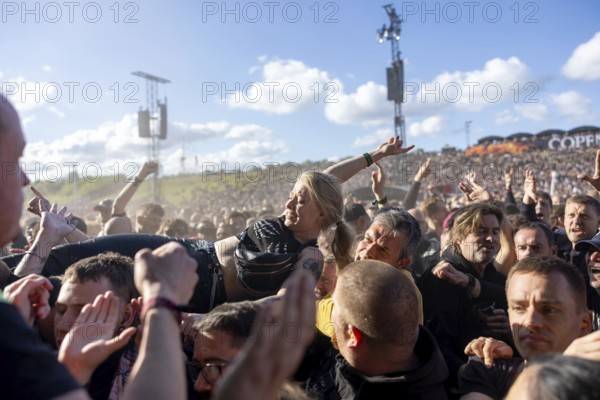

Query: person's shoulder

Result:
[252,217,286,233]
[458,356,524,398]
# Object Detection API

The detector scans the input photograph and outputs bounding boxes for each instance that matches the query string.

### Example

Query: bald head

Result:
[0,94,15,133]
[0,95,29,246]
[334,260,419,349]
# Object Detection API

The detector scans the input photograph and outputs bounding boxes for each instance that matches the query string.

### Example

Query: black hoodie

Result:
[306,327,450,400]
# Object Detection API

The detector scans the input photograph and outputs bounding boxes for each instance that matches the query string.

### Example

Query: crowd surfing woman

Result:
[5,136,414,312]
[215,135,415,304]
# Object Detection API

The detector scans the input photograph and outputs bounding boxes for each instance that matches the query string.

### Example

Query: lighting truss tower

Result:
[132,71,170,202]
[465,120,472,148]
[377,4,405,143]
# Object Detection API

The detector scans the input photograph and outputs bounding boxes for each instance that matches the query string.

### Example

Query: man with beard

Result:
[306,260,449,399]
[417,203,509,386]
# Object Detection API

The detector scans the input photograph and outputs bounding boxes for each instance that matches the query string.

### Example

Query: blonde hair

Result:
[299,172,355,267]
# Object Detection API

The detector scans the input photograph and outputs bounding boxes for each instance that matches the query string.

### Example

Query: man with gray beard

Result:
[417,203,509,388]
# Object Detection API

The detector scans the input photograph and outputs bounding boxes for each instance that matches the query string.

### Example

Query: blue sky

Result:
[2,0,599,177]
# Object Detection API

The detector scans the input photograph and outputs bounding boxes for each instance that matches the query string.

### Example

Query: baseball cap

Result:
[93,198,114,213]
[575,231,600,252]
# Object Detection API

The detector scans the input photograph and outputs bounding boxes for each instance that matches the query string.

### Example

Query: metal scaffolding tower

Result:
[132,71,170,202]
[377,4,406,143]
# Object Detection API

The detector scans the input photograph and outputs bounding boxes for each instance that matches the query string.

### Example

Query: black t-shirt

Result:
[241,217,311,254]
[234,217,319,295]
[0,300,81,399]
[458,356,524,399]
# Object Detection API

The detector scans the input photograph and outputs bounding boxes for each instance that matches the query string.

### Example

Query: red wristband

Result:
[141,297,183,322]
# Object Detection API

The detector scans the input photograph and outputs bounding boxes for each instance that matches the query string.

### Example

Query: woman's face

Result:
[284,180,323,240]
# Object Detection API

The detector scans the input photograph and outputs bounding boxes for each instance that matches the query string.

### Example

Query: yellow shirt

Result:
[315,269,424,337]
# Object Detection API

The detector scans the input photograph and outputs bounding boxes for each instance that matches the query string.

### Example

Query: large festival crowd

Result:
[3,91,600,400]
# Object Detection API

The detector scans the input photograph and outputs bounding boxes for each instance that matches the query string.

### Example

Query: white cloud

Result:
[562,32,600,81]
[495,109,520,125]
[515,103,548,121]
[22,114,284,176]
[407,115,445,138]
[405,57,531,115]
[172,120,229,140]
[351,128,395,148]
[23,113,147,181]
[325,81,393,126]
[21,115,36,127]
[47,106,65,118]
[551,91,596,122]
[42,65,52,72]
[198,140,289,168]
[4,76,58,113]
[224,124,271,139]
[225,58,342,114]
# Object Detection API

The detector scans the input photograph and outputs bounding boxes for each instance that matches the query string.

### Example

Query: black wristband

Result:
[372,196,388,205]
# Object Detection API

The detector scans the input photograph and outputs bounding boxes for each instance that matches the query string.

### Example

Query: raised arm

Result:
[15,202,88,276]
[324,135,414,183]
[112,160,158,215]
[123,242,198,400]
[371,162,388,209]
[577,149,600,192]
[26,187,89,243]
[519,169,539,222]
[403,157,432,209]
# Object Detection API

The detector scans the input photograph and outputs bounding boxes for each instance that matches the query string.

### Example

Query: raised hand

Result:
[459,172,492,203]
[577,149,600,192]
[564,330,600,362]
[27,186,51,216]
[504,167,513,191]
[371,162,386,204]
[2,274,53,326]
[58,291,137,385]
[523,168,538,204]
[212,269,316,400]
[377,135,415,157]
[415,158,432,182]
[134,241,198,305]
[138,160,159,180]
[39,202,78,239]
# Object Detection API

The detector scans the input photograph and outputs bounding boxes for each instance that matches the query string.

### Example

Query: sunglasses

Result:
[186,360,229,385]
